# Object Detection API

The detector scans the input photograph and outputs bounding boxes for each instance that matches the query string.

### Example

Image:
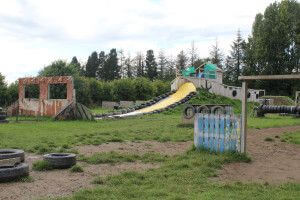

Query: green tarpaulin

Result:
[182,66,195,77]
[204,63,217,79]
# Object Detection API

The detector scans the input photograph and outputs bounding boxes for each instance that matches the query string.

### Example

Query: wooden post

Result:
[241,81,248,153]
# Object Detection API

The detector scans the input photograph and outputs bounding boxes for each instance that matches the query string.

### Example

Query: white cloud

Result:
[0,0,274,83]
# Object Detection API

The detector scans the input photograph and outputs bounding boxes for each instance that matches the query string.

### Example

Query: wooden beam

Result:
[238,74,300,81]
[241,81,248,153]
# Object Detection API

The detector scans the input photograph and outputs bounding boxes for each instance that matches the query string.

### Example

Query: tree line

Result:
[0,0,299,107]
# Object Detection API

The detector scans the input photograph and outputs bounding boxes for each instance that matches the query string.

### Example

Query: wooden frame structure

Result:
[238,74,300,153]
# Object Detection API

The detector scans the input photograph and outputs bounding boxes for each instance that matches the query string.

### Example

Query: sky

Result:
[0,0,276,83]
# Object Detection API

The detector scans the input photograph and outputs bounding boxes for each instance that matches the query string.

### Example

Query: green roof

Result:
[204,63,218,71]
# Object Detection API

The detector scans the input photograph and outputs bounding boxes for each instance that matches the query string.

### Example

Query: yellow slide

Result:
[114,82,196,117]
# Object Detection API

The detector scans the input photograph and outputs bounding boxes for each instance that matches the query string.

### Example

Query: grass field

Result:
[58,149,300,200]
[1,90,300,199]
[281,131,300,145]
[1,114,300,154]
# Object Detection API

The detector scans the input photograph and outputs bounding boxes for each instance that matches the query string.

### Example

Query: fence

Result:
[194,113,243,153]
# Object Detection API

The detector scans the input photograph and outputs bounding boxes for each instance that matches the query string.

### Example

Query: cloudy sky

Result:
[0,0,275,83]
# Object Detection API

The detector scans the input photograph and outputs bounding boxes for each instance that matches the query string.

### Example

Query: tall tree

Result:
[223,30,245,86]
[97,51,106,80]
[135,52,145,77]
[125,55,133,78]
[102,48,120,81]
[243,0,300,95]
[0,73,7,107]
[209,39,224,69]
[39,60,80,77]
[158,50,168,79]
[189,40,199,66]
[85,51,99,78]
[118,49,126,78]
[145,49,158,80]
[164,55,176,80]
[70,56,84,76]
[176,50,188,72]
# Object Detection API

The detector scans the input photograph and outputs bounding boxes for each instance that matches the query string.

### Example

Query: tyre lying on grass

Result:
[43,153,76,169]
[0,163,29,182]
[0,149,25,162]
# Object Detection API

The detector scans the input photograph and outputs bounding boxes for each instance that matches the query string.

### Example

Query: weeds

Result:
[32,160,53,171]
[70,164,84,173]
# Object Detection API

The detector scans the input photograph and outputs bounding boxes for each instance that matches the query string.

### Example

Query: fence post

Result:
[241,81,248,153]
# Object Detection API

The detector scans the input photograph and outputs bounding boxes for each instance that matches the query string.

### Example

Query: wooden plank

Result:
[232,116,238,152]
[225,115,230,151]
[198,114,204,148]
[214,115,220,152]
[219,115,225,152]
[209,114,214,151]
[76,103,84,119]
[238,74,300,81]
[194,113,199,148]
[204,114,209,149]
[241,81,248,153]
[78,103,89,120]
[0,157,21,167]
[81,104,93,120]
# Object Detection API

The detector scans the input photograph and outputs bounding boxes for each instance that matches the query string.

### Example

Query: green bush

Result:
[74,76,92,106]
[134,78,156,100]
[153,80,170,96]
[89,78,103,105]
[101,81,113,101]
[111,79,136,101]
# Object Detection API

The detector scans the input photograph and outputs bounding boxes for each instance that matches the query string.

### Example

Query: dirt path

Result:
[0,141,192,200]
[216,126,300,184]
[77,141,192,156]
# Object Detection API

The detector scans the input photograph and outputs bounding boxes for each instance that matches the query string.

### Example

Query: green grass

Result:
[32,160,53,171]
[281,131,300,145]
[70,164,84,173]
[0,114,194,153]
[248,114,300,129]
[1,113,300,154]
[57,149,299,200]
[261,96,295,106]
[1,90,300,199]
[90,107,113,114]
[79,151,169,164]
[92,176,105,185]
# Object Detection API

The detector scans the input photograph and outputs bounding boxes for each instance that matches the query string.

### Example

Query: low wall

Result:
[120,101,135,108]
[102,101,119,109]
[172,77,265,102]
[102,100,146,109]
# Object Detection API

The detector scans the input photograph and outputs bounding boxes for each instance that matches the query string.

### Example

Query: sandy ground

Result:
[0,141,192,200]
[77,141,192,156]
[216,126,300,184]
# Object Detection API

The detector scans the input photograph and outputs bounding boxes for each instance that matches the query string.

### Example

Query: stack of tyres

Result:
[256,105,300,117]
[0,107,8,123]
[0,149,29,182]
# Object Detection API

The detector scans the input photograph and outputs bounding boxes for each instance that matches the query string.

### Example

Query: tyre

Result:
[0,149,25,162]
[43,153,76,169]
[211,106,225,115]
[183,105,196,119]
[232,90,237,97]
[0,115,6,120]
[0,163,29,182]
[197,106,210,114]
